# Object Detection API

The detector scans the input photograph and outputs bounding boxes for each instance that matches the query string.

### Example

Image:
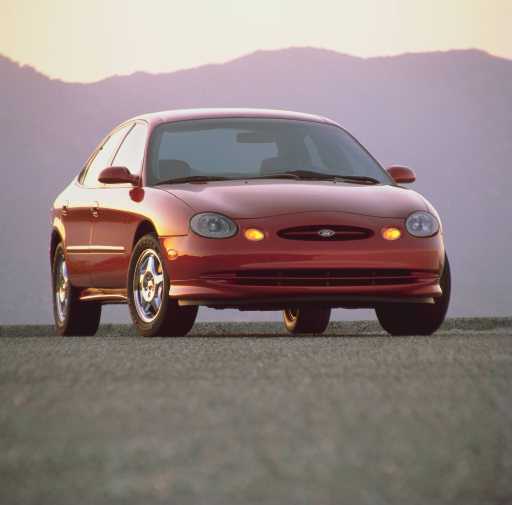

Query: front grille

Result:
[278,225,373,241]
[202,269,436,287]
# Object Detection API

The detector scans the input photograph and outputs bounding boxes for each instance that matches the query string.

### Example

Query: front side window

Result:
[82,125,131,186]
[111,123,148,176]
[147,118,391,185]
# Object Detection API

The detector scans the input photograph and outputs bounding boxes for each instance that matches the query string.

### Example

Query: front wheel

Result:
[128,234,197,337]
[283,307,331,334]
[52,243,101,336]
[375,255,451,336]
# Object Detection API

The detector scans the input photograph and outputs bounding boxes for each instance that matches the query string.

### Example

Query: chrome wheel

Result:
[284,308,299,322]
[55,254,69,323]
[133,249,165,323]
[283,306,331,334]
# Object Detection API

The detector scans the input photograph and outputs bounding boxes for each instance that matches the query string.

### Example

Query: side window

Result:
[112,123,148,176]
[82,125,131,186]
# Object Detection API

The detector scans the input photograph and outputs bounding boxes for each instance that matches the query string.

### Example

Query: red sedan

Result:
[51,108,450,336]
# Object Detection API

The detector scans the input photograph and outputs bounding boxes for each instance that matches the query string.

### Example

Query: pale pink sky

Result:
[1,0,511,82]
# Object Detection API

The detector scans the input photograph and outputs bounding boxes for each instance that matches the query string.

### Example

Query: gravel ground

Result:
[1,321,511,505]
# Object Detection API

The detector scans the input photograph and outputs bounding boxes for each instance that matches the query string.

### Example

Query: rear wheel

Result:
[128,234,197,337]
[375,255,451,336]
[52,244,101,336]
[283,307,331,334]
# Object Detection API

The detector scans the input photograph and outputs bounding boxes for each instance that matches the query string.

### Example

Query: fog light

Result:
[244,228,265,241]
[382,227,402,241]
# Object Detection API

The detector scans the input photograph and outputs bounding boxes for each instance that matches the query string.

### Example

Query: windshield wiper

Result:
[247,173,302,180]
[332,175,381,185]
[154,175,229,185]
[155,172,381,185]
[249,170,380,184]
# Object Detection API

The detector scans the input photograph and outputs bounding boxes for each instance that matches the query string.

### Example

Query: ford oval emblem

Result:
[318,229,335,238]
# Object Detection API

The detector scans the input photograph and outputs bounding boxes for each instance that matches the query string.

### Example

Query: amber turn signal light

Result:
[381,227,402,241]
[162,239,179,259]
[244,228,265,241]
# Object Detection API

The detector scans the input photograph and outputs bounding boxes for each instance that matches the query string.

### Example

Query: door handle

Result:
[61,202,69,216]
[91,202,99,218]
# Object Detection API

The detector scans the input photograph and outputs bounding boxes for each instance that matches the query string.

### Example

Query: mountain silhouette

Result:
[1,47,510,323]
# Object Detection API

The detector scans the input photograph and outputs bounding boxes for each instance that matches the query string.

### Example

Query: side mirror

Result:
[386,165,416,184]
[98,166,138,185]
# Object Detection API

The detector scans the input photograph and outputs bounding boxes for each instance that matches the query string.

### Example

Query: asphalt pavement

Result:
[1,321,511,505]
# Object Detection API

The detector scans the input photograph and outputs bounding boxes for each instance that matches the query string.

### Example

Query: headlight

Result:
[405,211,439,237]
[190,212,238,238]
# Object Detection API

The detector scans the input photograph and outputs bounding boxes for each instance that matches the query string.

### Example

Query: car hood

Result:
[159,180,428,219]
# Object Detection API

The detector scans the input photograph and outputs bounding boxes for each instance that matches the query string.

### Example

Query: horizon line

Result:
[1,45,508,85]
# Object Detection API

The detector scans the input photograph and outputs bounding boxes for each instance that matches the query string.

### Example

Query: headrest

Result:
[158,159,192,180]
[260,156,291,175]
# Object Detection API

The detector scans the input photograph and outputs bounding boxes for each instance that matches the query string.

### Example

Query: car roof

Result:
[128,108,339,128]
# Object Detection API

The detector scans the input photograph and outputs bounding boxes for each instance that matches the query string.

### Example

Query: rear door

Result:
[89,121,149,288]
[65,125,131,287]
[61,187,96,287]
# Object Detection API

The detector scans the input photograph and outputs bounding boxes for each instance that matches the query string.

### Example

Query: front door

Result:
[89,122,148,288]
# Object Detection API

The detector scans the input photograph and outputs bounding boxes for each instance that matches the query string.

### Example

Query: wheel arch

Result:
[50,227,64,262]
[132,219,158,249]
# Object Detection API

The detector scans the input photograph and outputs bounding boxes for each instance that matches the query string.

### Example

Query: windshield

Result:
[147,118,392,185]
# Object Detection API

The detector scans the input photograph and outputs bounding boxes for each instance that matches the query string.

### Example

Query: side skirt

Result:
[78,288,128,304]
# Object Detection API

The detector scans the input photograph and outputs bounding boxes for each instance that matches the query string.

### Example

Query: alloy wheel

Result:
[133,249,165,323]
[55,254,69,323]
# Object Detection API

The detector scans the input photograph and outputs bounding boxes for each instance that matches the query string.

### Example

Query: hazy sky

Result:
[1,0,511,82]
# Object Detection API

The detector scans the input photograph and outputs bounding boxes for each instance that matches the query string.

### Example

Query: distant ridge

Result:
[1,47,509,84]
[1,47,511,323]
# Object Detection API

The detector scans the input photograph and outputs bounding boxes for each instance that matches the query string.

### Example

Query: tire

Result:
[128,234,197,337]
[375,255,451,336]
[52,243,101,336]
[283,306,331,334]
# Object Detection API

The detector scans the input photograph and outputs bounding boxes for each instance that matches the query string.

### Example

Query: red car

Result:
[51,108,450,337]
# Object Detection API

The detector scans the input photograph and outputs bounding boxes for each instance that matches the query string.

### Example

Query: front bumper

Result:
[160,212,445,309]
